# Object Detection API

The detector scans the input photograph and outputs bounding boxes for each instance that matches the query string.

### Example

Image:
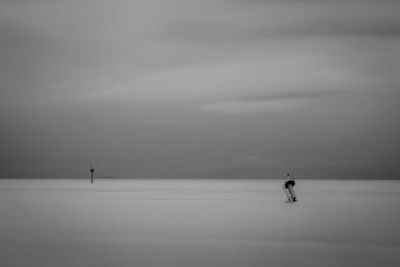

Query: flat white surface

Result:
[1,179,399,266]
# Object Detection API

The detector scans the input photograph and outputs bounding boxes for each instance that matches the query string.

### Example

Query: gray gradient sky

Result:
[1,0,399,178]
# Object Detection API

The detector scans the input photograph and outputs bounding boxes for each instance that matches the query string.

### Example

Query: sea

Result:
[1,179,399,267]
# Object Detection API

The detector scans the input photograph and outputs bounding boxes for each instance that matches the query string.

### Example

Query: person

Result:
[283,172,297,201]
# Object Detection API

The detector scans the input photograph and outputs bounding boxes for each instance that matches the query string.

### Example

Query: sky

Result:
[1,0,399,179]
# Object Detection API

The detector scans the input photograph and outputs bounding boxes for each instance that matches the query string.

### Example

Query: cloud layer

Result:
[1,0,400,178]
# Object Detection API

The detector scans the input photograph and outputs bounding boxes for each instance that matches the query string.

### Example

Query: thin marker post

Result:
[90,165,94,184]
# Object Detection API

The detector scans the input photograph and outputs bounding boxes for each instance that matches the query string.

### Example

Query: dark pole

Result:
[90,166,94,183]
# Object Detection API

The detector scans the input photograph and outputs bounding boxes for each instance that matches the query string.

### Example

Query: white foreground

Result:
[1,179,399,267]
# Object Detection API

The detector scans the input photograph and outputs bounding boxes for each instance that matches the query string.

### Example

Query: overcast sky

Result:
[1,0,399,178]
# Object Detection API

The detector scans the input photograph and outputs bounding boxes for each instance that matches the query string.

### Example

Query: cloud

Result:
[139,120,171,126]
[202,89,344,114]
[0,0,394,109]
[162,0,400,44]
[235,90,344,103]
[67,45,364,109]
[202,99,305,114]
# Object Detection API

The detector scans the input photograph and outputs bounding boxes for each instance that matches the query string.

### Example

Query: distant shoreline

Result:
[0,177,399,180]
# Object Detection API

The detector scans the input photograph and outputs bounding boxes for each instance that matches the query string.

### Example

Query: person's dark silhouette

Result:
[284,173,297,202]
